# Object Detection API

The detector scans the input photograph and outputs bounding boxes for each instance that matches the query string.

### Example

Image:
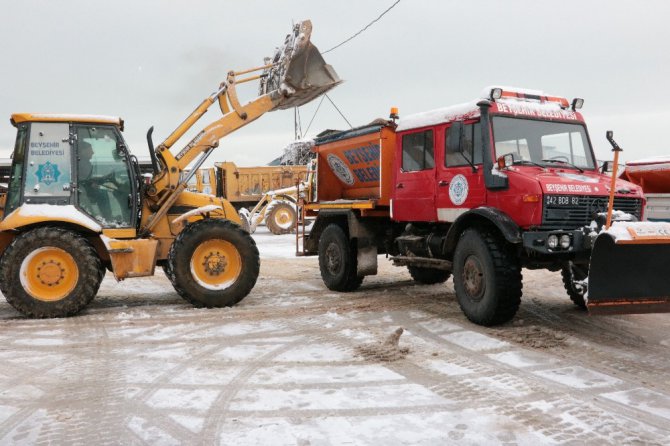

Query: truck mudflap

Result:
[261,20,341,110]
[587,223,670,315]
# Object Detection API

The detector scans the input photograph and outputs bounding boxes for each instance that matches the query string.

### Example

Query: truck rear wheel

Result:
[408,266,450,284]
[318,224,362,292]
[453,229,522,326]
[265,201,296,235]
[561,262,587,309]
[165,219,260,307]
[0,227,102,318]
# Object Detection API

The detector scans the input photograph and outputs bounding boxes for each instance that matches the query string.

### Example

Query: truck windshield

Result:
[492,117,595,170]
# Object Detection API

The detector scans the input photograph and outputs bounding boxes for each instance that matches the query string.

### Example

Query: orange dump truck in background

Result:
[186,161,308,209]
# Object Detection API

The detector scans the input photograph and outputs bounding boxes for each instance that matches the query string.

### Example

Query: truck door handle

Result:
[396,183,404,189]
[439,180,449,187]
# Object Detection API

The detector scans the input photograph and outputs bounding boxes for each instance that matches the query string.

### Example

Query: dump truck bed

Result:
[216,162,307,204]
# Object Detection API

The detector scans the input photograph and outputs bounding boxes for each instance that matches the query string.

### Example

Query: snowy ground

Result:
[0,226,669,444]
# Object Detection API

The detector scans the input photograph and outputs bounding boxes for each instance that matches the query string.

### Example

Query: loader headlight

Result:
[560,234,571,249]
[547,235,559,249]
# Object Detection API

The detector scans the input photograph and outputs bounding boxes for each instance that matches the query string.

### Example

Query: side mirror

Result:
[497,153,515,169]
[446,122,464,154]
[600,160,620,174]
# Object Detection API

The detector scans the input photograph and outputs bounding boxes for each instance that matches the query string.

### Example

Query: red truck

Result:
[299,87,670,326]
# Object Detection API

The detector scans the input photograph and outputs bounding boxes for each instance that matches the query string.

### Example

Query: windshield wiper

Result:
[512,159,546,169]
[541,159,584,173]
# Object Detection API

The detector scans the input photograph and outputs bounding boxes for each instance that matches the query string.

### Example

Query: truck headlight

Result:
[560,234,571,249]
[547,234,558,249]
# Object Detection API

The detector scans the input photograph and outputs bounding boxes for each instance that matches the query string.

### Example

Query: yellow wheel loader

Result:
[241,159,316,235]
[0,20,340,318]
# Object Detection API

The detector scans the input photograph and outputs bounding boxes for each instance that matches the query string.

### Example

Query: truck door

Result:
[392,128,436,221]
[435,122,486,222]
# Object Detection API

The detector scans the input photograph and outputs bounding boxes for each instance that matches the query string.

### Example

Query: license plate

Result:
[545,195,580,206]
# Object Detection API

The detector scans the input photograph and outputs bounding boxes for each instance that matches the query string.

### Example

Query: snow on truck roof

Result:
[11,113,123,129]
[396,86,574,132]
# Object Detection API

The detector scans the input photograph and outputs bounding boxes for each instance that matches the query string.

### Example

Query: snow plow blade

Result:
[261,20,341,110]
[587,226,670,315]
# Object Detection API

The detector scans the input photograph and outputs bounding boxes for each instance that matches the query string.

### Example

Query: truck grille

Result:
[541,195,642,230]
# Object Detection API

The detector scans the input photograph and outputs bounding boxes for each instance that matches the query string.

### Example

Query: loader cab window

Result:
[201,170,212,195]
[5,125,28,214]
[76,126,134,227]
[445,122,483,167]
[402,130,434,172]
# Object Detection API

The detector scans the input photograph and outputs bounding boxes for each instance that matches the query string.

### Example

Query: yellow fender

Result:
[0,204,102,233]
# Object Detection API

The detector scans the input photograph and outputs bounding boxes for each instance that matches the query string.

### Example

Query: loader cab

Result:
[5,114,139,229]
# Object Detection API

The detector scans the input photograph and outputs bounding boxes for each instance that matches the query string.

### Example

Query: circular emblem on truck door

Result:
[449,174,469,205]
[327,154,355,185]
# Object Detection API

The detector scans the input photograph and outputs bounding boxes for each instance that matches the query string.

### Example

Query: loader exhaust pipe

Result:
[260,20,342,110]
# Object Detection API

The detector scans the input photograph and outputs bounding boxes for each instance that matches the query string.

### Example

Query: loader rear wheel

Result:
[166,219,260,308]
[408,266,450,285]
[453,229,522,326]
[318,224,362,292]
[265,201,296,235]
[0,228,102,318]
[561,262,587,309]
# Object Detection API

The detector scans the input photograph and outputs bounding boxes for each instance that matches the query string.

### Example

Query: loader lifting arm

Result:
[140,20,340,235]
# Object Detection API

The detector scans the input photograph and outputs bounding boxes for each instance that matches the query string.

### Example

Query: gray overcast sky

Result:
[1,0,669,165]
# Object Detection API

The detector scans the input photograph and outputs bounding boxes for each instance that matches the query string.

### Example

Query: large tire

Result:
[318,224,362,292]
[452,229,522,326]
[408,266,450,284]
[238,208,251,233]
[265,201,296,235]
[0,227,102,318]
[165,219,259,307]
[561,262,587,309]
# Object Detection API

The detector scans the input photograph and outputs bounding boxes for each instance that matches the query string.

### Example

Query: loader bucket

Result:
[587,223,670,315]
[261,20,341,110]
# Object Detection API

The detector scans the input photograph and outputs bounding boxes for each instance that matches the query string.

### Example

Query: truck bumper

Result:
[522,229,588,256]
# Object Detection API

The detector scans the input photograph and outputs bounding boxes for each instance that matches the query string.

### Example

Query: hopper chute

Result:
[260,20,341,110]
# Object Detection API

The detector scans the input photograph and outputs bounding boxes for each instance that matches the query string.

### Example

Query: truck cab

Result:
[393,88,643,267]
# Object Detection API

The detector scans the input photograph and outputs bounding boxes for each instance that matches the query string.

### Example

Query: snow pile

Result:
[279,139,314,165]
[396,101,481,131]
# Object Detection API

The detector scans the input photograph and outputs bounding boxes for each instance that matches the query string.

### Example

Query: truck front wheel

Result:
[561,262,587,309]
[165,219,260,307]
[318,224,362,292]
[453,229,522,326]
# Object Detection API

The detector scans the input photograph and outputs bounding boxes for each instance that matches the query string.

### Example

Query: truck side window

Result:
[445,123,482,167]
[402,130,434,172]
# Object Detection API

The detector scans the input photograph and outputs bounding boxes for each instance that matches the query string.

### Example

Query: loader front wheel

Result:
[408,266,450,285]
[0,228,102,318]
[453,229,522,326]
[318,224,362,292]
[166,219,259,308]
[561,262,587,309]
[265,201,296,235]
